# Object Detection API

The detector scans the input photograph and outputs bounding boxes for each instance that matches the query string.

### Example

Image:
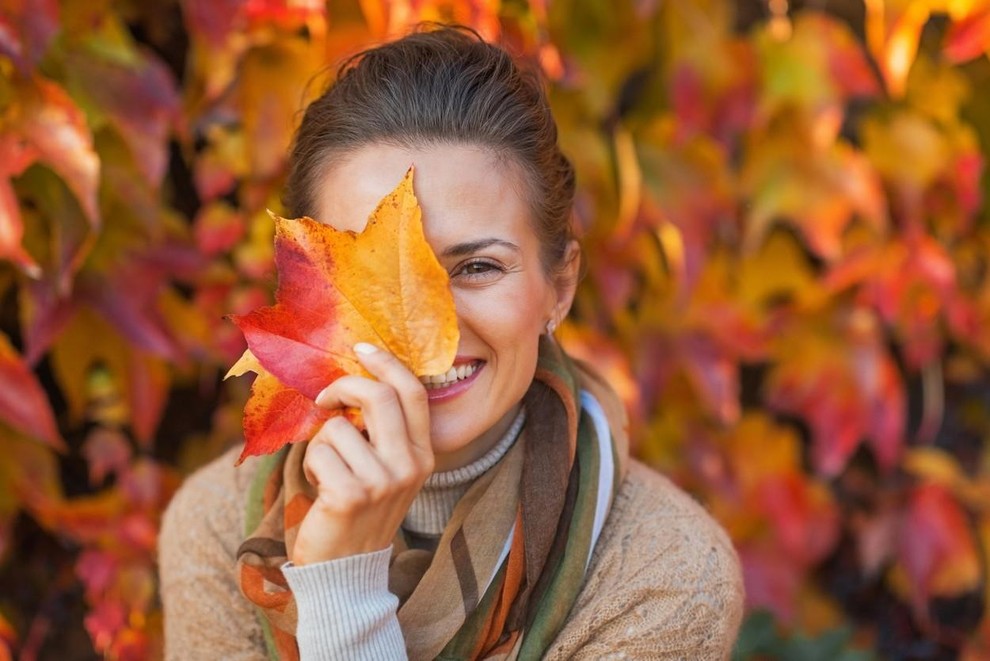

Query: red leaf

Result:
[83,600,127,656]
[125,353,170,446]
[193,201,245,256]
[679,332,740,425]
[0,332,63,449]
[244,0,325,28]
[0,0,59,72]
[738,542,804,622]
[944,7,990,63]
[82,428,132,485]
[757,473,839,565]
[0,177,39,276]
[20,276,79,363]
[827,236,958,368]
[766,310,905,476]
[78,263,184,361]
[237,370,333,463]
[235,304,352,400]
[117,458,180,512]
[815,13,881,99]
[898,483,981,614]
[66,51,180,185]
[77,549,117,601]
[179,0,246,47]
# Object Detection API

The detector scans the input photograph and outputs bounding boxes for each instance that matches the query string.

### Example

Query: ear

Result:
[548,240,581,328]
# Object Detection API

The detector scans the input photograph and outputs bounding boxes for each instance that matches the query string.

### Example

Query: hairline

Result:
[306,136,564,280]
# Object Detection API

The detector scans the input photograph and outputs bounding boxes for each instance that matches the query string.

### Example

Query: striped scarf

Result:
[236,338,629,660]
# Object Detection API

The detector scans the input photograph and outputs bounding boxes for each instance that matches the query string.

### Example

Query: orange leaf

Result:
[865,0,931,97]
[229,167,458,461]
[16,76,101,228]
[0,612,14,661]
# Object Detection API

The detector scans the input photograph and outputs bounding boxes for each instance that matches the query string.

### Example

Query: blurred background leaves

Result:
[2,0,990,658]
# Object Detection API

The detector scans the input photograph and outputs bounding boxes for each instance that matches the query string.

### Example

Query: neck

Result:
[432,402,524,472]
[403,407,525,536]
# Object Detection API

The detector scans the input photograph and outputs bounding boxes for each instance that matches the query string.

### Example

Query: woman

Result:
[160,26,744,660]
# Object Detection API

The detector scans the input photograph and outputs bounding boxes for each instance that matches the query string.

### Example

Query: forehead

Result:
[313,142,535,246]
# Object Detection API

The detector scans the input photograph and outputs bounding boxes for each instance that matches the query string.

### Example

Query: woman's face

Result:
[315,143,576,470]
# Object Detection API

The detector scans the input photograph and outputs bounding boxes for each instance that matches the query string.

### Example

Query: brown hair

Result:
[283,26,576,275]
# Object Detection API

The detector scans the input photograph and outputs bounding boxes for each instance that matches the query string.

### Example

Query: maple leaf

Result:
[228,167,459,462]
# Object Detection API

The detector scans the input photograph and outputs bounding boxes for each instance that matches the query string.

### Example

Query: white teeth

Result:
[419,362,480,389]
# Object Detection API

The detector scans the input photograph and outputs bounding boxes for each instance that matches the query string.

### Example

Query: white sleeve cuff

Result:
[282,547,406,661]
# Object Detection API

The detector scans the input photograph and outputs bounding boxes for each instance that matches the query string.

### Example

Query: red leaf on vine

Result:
[0,0,59,72]
[898,483,981,614]
[0,332,63,449]
[944,7,990,63]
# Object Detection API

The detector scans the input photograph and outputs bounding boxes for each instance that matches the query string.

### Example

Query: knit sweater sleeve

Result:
[160,448,409,661]
[159,448,268,661]
[545,461,745,660]
[282,549,406,660]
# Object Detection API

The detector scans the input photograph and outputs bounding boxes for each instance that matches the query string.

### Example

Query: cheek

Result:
[455,278,552,362]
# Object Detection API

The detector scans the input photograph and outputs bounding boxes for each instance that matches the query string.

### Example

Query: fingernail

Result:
[354,342,378,355]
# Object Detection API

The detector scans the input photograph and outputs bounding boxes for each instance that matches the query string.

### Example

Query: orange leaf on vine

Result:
[228,167,459,463]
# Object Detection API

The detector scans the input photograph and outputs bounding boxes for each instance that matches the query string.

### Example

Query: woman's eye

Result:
[453,259,504,280]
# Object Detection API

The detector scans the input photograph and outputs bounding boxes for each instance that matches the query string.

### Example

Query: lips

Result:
[418,360,482,390]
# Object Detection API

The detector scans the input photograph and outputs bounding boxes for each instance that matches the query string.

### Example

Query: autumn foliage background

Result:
[2,0,990,658]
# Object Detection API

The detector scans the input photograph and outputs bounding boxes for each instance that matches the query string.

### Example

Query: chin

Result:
[429,429,473,456]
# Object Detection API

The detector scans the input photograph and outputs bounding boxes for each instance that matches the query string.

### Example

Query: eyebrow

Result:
[439,238,520,258]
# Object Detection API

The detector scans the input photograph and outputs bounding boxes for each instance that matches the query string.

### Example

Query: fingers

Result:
[294,345,438,565]
[316,343,433,460]
[295,417,418,564]
[304,416,423,512]
[309,417,390,491]
[302,440,363,509]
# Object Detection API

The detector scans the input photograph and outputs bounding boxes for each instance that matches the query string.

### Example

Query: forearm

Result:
[283,547,407,661]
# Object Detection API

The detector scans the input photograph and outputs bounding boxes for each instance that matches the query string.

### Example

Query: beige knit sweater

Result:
[159,444,744,660]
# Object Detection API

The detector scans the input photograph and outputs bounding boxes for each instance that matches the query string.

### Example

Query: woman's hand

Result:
[290,342,435,566]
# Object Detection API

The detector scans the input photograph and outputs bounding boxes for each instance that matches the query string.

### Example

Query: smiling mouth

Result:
[418,361,483,390]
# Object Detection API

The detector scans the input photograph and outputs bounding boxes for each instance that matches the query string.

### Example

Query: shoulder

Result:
[159,446,271,659]
[547,460,744,660]
[609,459,740,561]
[159,444,262,564]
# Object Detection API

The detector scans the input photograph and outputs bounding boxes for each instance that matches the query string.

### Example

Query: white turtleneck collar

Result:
[402,407,526,536]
